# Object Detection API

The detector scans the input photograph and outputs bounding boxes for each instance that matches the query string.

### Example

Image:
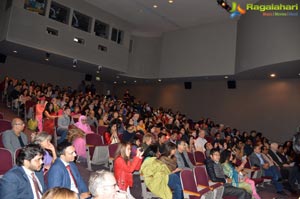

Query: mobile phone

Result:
[242,155,247,161]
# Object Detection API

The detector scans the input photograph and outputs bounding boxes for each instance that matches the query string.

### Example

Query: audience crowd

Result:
[0,76,300,199]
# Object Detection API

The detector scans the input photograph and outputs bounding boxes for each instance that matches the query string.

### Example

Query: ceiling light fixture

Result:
[134,80,137,83]
[216,0,231,12]
[169,0,174,3]
[45,53,50,61]
[13,50,18,53]
[123,80,127,84]
[116,76,120,79]
[96,76,101,81]
[224,76,228,79]
[158,79,162,82]
[153,5,158,8]
[96,70,100,74]
[270,73,276,78]
[114,81,117,84]
[298,73,300,76]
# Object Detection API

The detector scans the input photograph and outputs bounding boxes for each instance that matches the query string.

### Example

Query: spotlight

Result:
[217,0,231,12]
[45,53,50,61]
[73,59,77,68]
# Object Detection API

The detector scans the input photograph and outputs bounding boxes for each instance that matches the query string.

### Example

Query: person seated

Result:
[0,144,45,199]
[114,142,143,199]
[220,149,261,199]
[104,122,120,144]
[141,133,153,152]
[33,132,57,171]
[57,106,73,144]
[88,170,127,199]
[206,148,251,199]
[158,142,183,199]
[3,118,28,154]
[122,125,136,143]
[175,139,194,169]
[47,141,91,199]
[74,115,95,134]
[194,129,207,152]
[157,132,167,154]
[249,145,286,195]
[268,142,300,193]
[42,187,78,199]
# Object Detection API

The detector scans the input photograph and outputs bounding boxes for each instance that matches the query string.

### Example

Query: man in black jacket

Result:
[205,148,251,199]
[269,142,300,192]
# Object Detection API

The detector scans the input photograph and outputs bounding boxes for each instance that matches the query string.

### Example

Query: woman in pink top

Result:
[35,96,47,132]
[73,115,95,159]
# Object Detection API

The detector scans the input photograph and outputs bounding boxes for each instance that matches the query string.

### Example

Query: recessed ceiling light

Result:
[298,73,300,76]
[158,79,162,82]
[169,0,174,3]
[123,81,127,84]
[134,80,137,83]
[153,5,158,8]
[13,50,18,53]
[96,76,101,81]
[96,70,100,74]
[224,76,229,79]
[270,73,276,78]
[114,81,117,84]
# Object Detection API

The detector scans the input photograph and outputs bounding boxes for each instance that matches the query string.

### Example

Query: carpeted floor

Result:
[0,101,299,199]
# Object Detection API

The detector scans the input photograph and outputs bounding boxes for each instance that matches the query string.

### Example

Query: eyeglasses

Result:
[67,151,77,155]
[103,183,118,189]
[14,123,24,126]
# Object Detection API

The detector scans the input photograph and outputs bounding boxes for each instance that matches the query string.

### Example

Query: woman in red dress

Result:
[43,102,57,135]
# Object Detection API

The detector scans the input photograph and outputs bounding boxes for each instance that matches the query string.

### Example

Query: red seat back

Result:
[86,134,105,158]
[187,152,196,166]
[97,126,107,136]
[0,119,11,133]
[193,166,210,187]
[194,151,206,164]
[108,143,119,159]
[0,147,13,175]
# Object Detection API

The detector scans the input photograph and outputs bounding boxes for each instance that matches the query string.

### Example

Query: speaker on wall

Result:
[85,74,92,81]
[184,82,192,89]
[0,54,7,63]
[227,80,236,89]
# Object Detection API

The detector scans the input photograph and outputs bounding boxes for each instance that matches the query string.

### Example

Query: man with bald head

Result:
[3,118,28,154]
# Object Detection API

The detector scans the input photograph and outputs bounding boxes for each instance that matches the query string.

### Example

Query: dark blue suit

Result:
[0,166,45,199]
[47,158,88,194]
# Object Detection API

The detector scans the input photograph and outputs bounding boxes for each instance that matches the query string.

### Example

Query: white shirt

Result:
[195,137,207,151]
[22,166,43,199]
[61,159,79,193]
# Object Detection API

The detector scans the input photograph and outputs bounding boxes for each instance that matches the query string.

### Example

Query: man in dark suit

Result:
[249,145,285,195]
[269,142,300,193]
[206,148,251,199]
[47,141,90,199]
[0,144,45,199]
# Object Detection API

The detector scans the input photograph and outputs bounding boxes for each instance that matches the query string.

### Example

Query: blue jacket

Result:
[0,166,45,199]
[47,158,88,193]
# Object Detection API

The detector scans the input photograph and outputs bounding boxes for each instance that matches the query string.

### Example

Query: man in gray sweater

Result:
[3,118,28,154]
